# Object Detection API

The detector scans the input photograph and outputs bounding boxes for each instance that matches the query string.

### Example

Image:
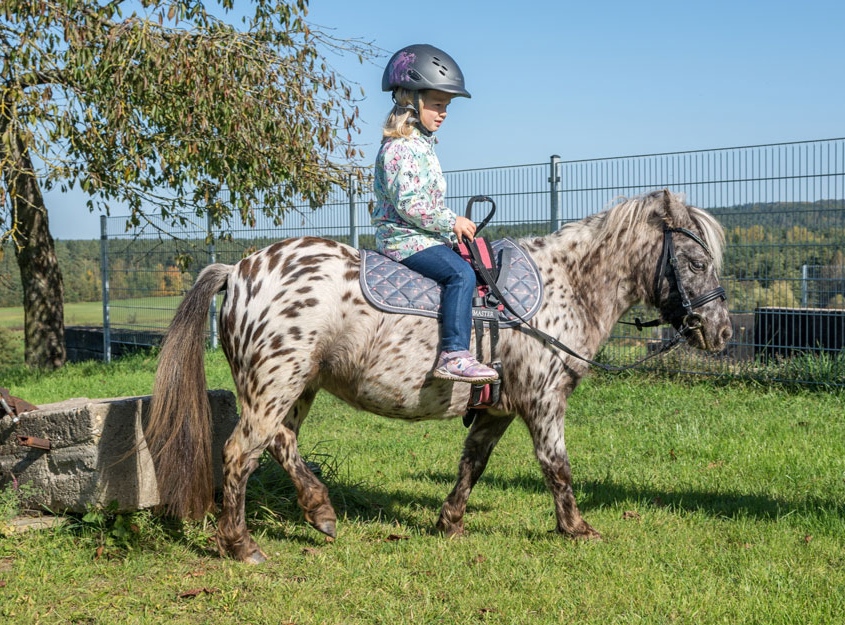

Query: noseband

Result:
[654,225,727,336]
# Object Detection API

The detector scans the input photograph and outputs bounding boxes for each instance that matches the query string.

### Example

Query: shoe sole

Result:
[432,370,499,384]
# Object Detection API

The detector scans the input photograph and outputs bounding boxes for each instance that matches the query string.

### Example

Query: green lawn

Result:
[1,352,844,624]
[1,299,183,367]
[0,297,184,330]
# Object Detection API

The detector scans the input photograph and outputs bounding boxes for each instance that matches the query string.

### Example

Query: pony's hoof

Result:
[560,522,602,541]
[577,529,602,541]
[243,549,268,565]
[311,519,336,539]
[436,518,465,538]
[216,534,268,563]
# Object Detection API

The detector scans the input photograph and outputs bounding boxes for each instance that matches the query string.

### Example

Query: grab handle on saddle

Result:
[464,195,497,237]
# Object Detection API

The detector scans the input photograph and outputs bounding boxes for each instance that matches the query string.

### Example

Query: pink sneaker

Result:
[433,350,499,384]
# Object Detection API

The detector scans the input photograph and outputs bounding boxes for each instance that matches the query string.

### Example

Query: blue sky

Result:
[47,0,844,238]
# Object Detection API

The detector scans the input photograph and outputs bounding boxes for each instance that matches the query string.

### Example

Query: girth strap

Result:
[459,238,505,426]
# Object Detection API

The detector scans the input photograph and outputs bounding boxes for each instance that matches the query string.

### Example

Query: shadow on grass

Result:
[240,456,471,542]
[577,477,845,522]
[410,469,845,525]
[177,455,842,554]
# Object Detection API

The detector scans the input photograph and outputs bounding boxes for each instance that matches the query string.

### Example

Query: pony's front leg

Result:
[526,406,601,540]
[437,412,516,537]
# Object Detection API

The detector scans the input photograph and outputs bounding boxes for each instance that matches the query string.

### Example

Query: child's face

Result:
[419,91,454,133]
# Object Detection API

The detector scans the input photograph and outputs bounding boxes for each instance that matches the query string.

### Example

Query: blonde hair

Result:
[382,88,421,139]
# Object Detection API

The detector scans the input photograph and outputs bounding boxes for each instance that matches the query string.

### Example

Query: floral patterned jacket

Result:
[372,129,458,261]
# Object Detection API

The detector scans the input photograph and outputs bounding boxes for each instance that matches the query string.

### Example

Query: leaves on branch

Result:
[1,0,377,238]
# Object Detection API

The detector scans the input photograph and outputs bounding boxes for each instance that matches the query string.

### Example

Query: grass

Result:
[0,297,184,331]
[1,351,844,623]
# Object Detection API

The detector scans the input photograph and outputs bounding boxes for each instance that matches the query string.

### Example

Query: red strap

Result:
[456,241,472,263]
[473,238,495,269]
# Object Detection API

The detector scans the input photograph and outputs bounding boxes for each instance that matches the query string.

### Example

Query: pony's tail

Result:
[145,263,233,519]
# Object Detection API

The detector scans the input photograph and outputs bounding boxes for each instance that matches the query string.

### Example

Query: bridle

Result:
[465,221,728,372]
[652,225,727,340]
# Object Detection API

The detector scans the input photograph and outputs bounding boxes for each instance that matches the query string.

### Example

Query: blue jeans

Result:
[401,244,475,353]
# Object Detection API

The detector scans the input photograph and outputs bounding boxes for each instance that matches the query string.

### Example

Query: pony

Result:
[145,189,732,563]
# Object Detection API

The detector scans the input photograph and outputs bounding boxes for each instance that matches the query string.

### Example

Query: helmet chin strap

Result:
[392,91,432,137]
[412,92,432,136]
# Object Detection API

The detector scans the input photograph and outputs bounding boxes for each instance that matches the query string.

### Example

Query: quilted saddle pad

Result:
[359,238,543,328]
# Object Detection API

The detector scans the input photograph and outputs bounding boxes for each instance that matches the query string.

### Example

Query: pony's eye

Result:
[690,260,706,272]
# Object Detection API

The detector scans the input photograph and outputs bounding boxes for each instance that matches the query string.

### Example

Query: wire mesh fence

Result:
[98,138,845,385]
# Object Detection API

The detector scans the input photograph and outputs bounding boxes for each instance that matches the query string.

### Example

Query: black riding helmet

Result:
[382,44,471,98]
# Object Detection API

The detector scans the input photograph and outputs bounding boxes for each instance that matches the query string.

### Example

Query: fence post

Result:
[549,154,561,231]
[99,215,111,363]
[348,171,359,248]
[801,264,808,307]
[207,212,218,349]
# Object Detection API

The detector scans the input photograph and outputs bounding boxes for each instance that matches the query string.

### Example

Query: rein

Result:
[464,224,726,373]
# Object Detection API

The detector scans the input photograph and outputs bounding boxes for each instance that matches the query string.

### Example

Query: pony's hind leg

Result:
[216,379,319,563]
[267,388,337,540]
[437,412,516,537]
[216,407,273,563]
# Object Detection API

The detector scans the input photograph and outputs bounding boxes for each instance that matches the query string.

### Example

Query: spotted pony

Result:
[145,189,732,562]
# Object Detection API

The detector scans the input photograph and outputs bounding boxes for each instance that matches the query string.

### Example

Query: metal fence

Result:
[99,138,845,385]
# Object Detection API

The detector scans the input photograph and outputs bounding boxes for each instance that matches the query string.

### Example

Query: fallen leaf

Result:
[803,534,813,544]
[302,547,320,556]
[179,587,219,599]
[94,546,104,561]
[622,510,641,521]
[386,534,409,542]
[470,554,487,565]
[0,580,7,588]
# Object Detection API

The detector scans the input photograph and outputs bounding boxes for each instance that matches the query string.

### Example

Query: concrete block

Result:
[0,390,239,513]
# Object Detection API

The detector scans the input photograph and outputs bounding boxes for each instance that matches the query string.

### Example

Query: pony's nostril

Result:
[721,325,733,343]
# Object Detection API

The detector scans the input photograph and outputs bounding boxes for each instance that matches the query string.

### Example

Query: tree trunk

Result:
[5,131,66,370]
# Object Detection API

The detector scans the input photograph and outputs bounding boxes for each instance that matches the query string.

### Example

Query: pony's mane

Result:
[562,190,725,272]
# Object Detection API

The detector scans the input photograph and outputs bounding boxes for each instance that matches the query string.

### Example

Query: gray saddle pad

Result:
[359,238,543,328]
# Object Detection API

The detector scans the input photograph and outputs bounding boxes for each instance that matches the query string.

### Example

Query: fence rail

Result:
[99,138,845,386]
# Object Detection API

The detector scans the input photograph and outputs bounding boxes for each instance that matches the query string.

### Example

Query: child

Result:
[372,44,498,384]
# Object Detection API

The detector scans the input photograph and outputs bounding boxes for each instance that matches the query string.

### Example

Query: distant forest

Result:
[1,200,843,311]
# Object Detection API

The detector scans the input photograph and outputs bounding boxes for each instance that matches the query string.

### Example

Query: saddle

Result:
[360,237,544,424]
[359,238,543,328]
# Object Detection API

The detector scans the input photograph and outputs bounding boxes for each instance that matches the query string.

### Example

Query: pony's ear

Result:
[661,188,691,228]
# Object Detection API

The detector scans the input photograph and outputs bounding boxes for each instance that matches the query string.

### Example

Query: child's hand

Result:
[453,216,477,242]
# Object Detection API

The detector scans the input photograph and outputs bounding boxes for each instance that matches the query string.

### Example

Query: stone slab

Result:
[0,390,239,513]
[0,514,66,536]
